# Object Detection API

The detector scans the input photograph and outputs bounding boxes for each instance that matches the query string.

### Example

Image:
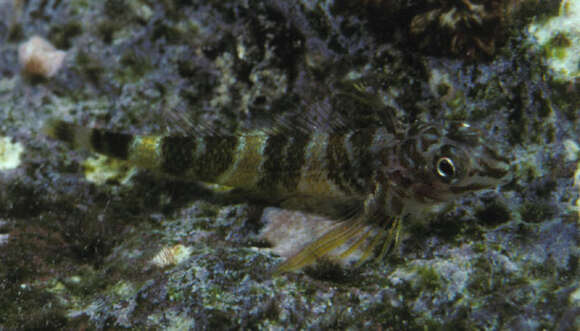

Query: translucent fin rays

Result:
[274,217,401,274]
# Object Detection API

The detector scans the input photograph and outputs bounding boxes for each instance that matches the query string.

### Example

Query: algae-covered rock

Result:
[0,0,577,329]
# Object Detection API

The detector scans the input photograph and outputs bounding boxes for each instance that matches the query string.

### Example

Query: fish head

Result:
[391,122,511,205]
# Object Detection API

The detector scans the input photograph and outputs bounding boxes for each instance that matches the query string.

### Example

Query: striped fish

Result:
[43,118,511,272]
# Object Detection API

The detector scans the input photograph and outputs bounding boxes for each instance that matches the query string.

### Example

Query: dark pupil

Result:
[437,158,455,178]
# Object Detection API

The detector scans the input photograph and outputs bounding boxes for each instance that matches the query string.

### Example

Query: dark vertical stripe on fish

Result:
[280,135,310,190]
[346,128,377,193]
[258,134,288,190]
[326,133,354,194]
[196,136,238,181]
[50,121,75,144]
[161,136,196,176]
[90,129,132,160]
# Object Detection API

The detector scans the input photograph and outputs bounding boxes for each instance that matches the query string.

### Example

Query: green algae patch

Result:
[116,49,153,83]
[415,265,442,291]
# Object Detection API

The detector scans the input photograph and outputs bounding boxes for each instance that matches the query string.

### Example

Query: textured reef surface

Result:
[0,0,578,329]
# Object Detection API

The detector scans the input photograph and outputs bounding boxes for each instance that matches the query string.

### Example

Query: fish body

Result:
[44,118,510,271]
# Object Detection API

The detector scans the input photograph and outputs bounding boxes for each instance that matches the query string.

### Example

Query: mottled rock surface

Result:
[0,0,578,329]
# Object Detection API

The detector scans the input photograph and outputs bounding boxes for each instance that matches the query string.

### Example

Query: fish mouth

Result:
[449,161,511,195]
[449,183,497,195]
[483,145,512,172]
[479,157,511,182]
[469,145,513,185]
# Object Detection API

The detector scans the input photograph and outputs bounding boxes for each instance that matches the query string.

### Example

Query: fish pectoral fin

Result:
[357,217,401,267]
[274,218,367,274]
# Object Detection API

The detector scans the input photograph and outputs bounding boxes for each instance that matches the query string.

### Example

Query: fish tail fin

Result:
[43,119,134,160]
[43,119,92,150]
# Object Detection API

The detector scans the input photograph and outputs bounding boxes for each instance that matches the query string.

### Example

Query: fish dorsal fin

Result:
[162,100,232,137]
[162,75,404,138]
[332,77,404,136]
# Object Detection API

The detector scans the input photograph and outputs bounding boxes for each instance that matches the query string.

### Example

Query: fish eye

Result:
[436,157,455,179]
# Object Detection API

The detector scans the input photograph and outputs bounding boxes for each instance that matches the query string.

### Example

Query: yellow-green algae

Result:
[528,0,580,82]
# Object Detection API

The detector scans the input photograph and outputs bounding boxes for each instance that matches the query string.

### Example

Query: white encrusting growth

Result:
[150,244,192,268]
[18,36,67,78]
[0,136,23,170]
